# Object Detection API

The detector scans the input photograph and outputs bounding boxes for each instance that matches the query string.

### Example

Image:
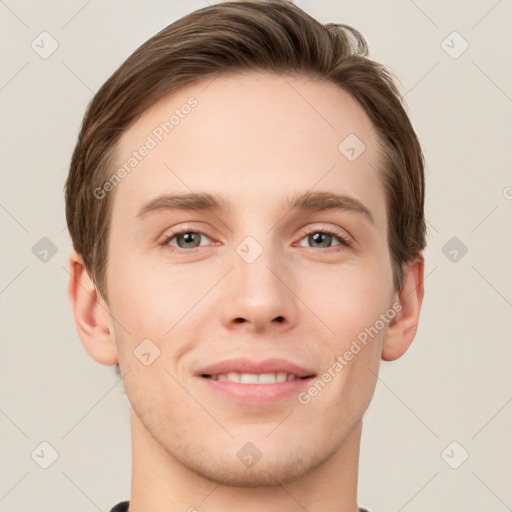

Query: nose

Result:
[218,241,299,334]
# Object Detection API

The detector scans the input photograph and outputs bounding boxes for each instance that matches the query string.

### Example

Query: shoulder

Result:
[109,501,129,512]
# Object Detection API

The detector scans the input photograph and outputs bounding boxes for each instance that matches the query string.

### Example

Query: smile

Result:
[202,372,310,384]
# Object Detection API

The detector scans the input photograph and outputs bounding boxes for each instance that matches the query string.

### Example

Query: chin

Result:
[189,453,317,488]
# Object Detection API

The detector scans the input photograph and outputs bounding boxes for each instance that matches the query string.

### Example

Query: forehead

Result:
[110,71,385,226]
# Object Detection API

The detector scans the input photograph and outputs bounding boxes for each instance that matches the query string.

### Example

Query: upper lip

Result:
[196,358,316,378]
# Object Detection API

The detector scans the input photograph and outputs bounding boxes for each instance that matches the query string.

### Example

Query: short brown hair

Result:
[65,0,426,304]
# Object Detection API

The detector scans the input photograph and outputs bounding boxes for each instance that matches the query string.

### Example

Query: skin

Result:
[68,72,424,512]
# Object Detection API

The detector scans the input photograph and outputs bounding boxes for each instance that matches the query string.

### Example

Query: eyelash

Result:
[161,226,352,255]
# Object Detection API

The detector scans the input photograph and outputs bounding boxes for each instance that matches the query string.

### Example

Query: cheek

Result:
[301,259,392,339]
[305,268,389,418]
[107,251,204,343]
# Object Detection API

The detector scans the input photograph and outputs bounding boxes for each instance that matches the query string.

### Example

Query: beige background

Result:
[1,0,511,511]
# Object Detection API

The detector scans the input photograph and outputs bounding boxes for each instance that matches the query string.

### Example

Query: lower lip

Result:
[199,376,315,406]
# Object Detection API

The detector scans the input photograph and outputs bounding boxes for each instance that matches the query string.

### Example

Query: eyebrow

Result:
[135,190,375,225]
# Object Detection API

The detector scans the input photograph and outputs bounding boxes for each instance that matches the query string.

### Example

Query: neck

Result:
[128,407,362,512]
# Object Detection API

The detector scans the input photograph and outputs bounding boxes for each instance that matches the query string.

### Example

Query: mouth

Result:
[201,372,315,384]
[196,357,316,382]
[196,358,316,405]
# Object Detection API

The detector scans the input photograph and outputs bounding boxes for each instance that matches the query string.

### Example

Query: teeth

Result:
[241,373,259,384]
[208,372,301,383]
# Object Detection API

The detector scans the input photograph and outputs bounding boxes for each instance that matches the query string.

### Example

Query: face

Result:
[105,72,397,486]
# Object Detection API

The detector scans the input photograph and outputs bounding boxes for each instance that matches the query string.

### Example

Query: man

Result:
[65,1,426,511]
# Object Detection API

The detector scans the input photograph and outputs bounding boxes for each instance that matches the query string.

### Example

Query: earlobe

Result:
[381,255,425,361]
[67,250,119,366]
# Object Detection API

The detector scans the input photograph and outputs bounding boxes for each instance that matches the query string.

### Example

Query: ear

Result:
[67,249,118,366]
[381,255,425,361]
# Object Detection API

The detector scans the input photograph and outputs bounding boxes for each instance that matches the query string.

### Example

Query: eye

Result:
[296,229,352,250]
[162,229,212,253]
[160,226,353,255]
